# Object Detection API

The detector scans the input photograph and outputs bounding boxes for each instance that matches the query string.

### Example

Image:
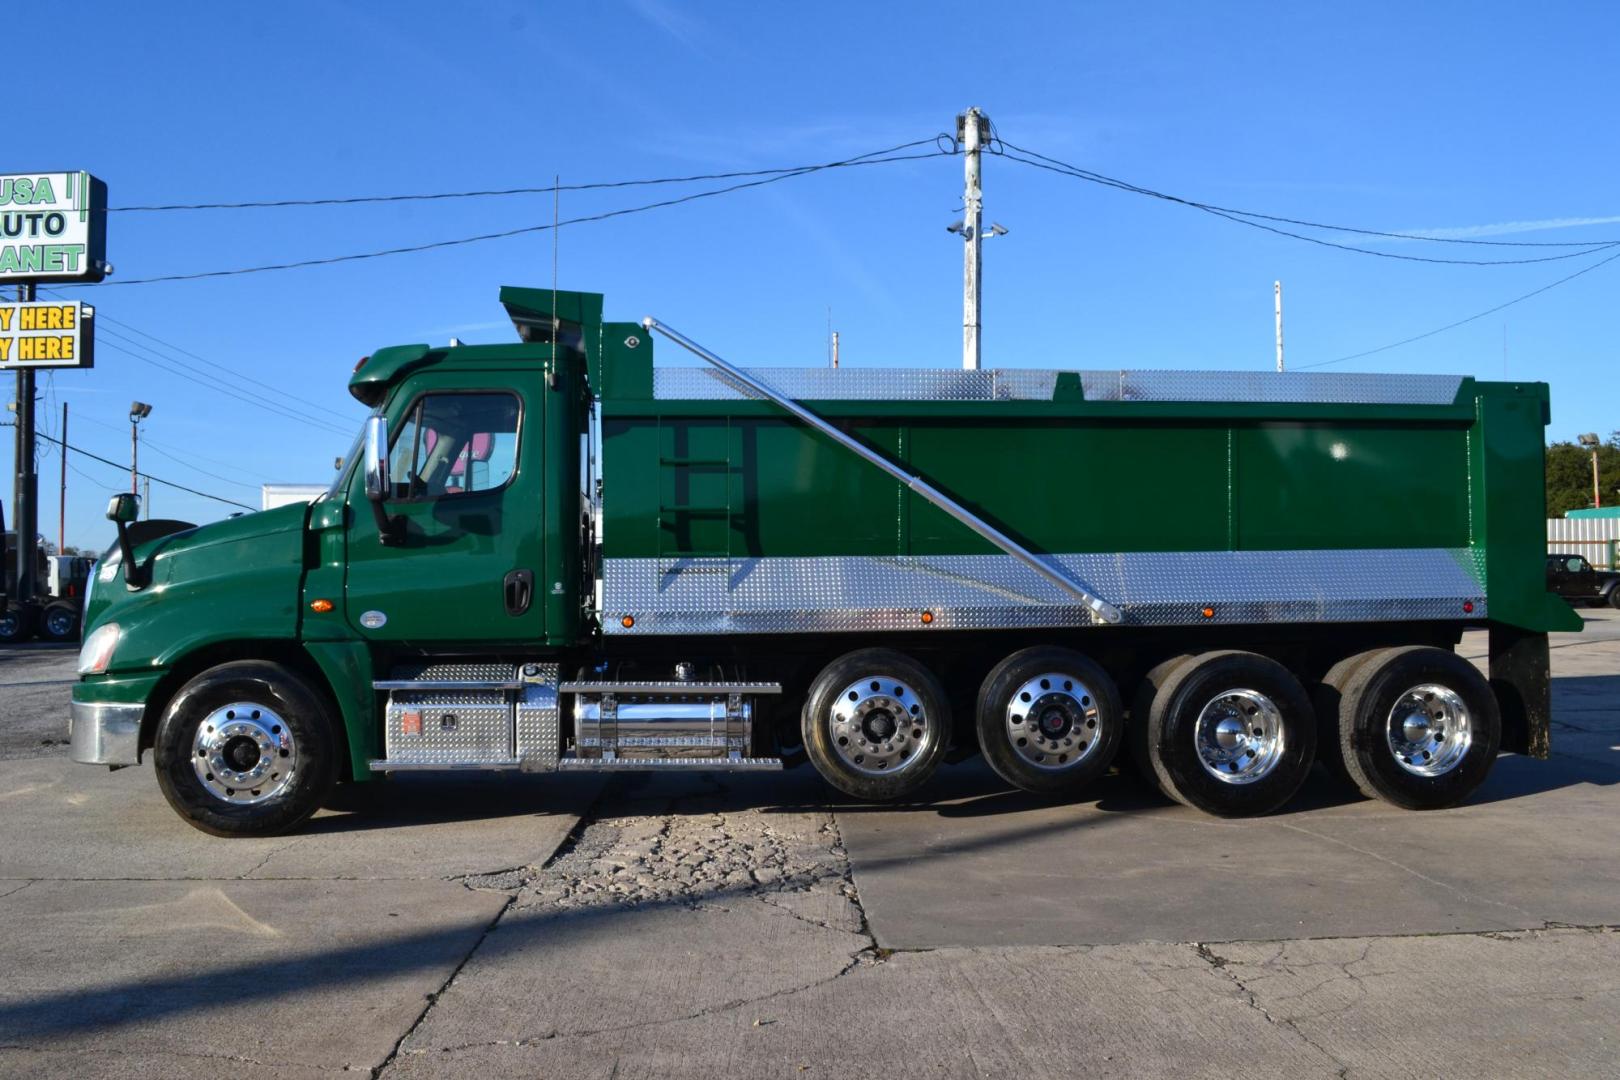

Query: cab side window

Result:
[386,393,520,500]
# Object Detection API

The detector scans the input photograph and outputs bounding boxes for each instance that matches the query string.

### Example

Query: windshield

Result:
[319,410,377,501]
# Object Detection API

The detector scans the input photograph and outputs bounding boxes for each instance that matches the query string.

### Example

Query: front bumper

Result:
[69,698,145,765]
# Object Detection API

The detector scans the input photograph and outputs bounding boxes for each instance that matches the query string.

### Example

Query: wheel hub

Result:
[191,702,297,805]
[830,677,931,777]
[1004,673,1100,772]
[1194,689,1284,785]
[1386,684,1471,777]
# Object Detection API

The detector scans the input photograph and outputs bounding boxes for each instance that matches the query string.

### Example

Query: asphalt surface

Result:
[2,614,1617,1078]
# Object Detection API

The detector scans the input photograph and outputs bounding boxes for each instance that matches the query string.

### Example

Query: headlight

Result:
[78,623,121,675]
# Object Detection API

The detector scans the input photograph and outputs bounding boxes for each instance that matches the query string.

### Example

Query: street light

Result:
[1577,433,1602,509]
[129,401,153,511]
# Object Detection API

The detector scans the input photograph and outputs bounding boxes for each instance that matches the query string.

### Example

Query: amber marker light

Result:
[621,615,635,628]
[920,611,934,624]
[1201,606,1216,620]
[309,599,335,613]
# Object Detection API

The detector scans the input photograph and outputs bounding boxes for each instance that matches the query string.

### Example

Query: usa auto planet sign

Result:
[0,172,109,283]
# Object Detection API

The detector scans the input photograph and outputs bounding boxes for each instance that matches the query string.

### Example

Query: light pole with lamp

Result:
[129,401,153,513]
[1577,433,1602,509]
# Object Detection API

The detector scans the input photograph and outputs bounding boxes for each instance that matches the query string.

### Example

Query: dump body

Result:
[586,321,1573,640]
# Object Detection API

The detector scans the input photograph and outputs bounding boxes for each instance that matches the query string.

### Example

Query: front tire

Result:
[802,649,950,801]
[1608,588,1620,611]
[976,647,1123,796]
[1137,651,1316,817]
[1335,646,1500,810]
[153,661,339,837]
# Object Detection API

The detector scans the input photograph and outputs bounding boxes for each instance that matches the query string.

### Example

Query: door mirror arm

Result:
[104,494,149,588]
[362,416,404,546]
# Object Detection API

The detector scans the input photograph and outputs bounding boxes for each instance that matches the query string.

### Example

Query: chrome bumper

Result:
[69,699,145,765]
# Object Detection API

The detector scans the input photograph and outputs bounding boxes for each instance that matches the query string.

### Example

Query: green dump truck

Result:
[69,287,1578,835]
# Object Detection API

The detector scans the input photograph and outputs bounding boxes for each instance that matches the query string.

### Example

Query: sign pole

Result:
[13,282,36,606]
[58,400,67,554]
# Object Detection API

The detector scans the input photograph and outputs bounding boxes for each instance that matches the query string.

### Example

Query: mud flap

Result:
[1489,625,1550,758]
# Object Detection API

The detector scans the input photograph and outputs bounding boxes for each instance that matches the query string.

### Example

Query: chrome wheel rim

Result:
[1004,671,1103,771]
[1386,684,1471,777]
[1194,689,1285,785]
[191,702,297,805]
[829,676,932,776]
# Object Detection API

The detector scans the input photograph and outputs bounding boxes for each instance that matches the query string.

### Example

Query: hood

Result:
[136,502,308,565]
[84,502,310,636]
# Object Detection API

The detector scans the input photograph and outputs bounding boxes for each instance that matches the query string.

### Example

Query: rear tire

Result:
[975,647,1123,796]
[153,661,339,837]
[39,601,80,642]
[0,605,36,644]
[1336,646,1500,810]
[1137,651,1316,817]
[802,649,950,801]
[1312,649,1389,793]
[1128,655,1194,784]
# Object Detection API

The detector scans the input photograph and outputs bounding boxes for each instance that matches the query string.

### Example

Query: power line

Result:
[1298,246,1620,369]
[60,439,256,511]
[69,143,951,287]
[68,411,269,487]
[38,287,356,423]
[996,139,1620,265]
[101,141,945,212]
[93,336,354,437]
[93,325,353,433]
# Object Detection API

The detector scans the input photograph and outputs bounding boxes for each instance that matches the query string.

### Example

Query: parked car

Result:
[1545,553,1620,609]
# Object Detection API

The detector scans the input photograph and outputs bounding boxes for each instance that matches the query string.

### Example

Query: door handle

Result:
[503,569,534,616]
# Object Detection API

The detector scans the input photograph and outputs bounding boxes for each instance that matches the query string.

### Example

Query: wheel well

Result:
[139,641,350,778]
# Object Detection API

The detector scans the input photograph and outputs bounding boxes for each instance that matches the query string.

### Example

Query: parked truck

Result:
[69,287,1578,836]
[1,535,92,643]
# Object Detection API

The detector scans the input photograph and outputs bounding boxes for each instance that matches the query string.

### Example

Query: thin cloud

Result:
[627,0,709,52]
[1392,215,1620,240]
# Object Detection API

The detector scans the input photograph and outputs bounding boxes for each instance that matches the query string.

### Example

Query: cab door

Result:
[344,372,544,643]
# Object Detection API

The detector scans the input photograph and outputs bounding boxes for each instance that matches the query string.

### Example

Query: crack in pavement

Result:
[1193,942,1354,1079]
[0,880,35,900]
[379,784,890,1070]
[240,836,307,880]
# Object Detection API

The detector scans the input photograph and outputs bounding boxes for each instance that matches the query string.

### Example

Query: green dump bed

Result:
[502,289,1574,640]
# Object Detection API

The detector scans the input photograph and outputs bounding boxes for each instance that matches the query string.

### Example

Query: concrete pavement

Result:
[1,613,1617,1077]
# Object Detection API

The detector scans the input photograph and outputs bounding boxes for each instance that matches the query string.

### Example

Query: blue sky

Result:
[21,0,1620,549]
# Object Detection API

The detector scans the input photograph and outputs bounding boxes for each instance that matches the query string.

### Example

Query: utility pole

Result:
[12,282,37,607]
[1274,280,1285,372]
[831,331,840,369]
[949,108,1004,371]
[58,401,67,554]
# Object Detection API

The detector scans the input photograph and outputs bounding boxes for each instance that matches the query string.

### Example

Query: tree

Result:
[1546,438,1620,517]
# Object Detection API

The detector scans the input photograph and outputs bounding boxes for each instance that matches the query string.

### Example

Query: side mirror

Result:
[105,494,147,589]
[361,415,401,545]
[106,493,140,524]
[363,415,389,501]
